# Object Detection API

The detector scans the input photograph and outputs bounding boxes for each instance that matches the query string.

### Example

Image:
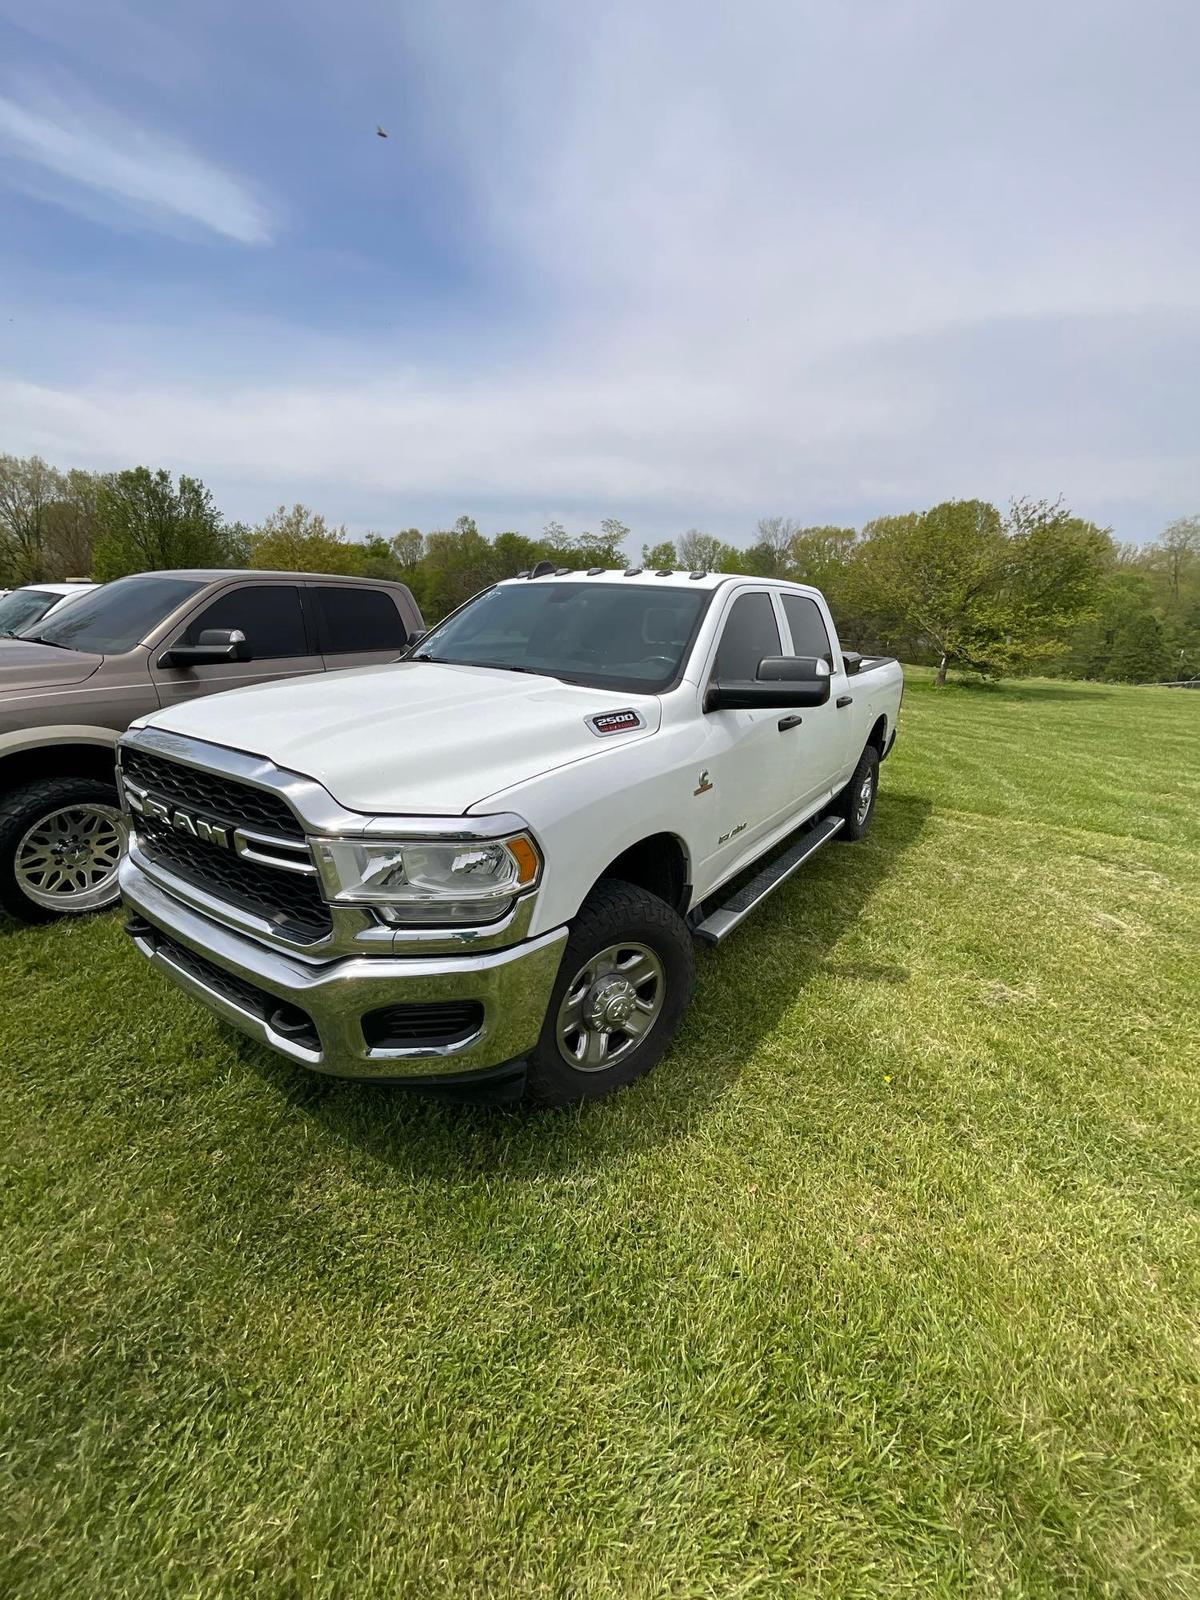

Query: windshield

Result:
[0,589,61,636]
[414,581,709,691]
[24,575,206,654]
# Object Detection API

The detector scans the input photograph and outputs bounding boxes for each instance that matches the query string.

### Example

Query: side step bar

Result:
[691,815,844,945]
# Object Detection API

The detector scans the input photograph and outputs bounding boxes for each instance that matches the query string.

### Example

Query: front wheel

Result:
[525,878,696,1106]
[0,777,127,925]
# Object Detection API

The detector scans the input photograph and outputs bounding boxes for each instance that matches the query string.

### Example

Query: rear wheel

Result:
[525,878,695,1106]
[0,777,127,924]
[834,744,879,842]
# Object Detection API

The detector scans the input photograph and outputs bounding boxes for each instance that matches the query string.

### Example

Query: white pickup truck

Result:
[117,568,903,1104]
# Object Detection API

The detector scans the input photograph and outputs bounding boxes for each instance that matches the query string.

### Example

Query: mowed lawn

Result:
[2,672,1198,1599]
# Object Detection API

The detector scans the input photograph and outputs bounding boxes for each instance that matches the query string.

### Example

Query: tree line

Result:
[2,453,1196,684]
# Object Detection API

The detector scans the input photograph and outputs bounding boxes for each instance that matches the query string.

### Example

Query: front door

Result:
[150,582,325,709]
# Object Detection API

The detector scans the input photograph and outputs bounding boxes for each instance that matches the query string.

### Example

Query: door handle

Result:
[836,695,853,709]
[777,714,803,731]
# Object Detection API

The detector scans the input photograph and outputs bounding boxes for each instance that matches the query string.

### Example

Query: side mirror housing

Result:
[158,628,251,669]
[705,655,831,711]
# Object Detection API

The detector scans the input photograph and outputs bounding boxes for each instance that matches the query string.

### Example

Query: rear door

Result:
[150,582,324,708]
[307,583,412,672]
[694,587,795,885]
[778,591,852,803]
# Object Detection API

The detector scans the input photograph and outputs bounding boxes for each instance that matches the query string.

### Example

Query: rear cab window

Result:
[311,586,409,654]
[780,593,835,667]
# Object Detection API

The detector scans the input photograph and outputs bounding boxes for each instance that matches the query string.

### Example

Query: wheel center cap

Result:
[584,977,636,1029]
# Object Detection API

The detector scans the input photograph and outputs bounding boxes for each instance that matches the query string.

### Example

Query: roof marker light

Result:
[689,570,707,579]
[624,565,643,576]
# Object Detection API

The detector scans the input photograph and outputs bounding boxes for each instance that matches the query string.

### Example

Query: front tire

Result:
[525,878,696,1106]
[0,777,127,925]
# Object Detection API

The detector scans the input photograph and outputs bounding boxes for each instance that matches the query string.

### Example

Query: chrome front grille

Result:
[121,749,334,944]
[121,749,305,839]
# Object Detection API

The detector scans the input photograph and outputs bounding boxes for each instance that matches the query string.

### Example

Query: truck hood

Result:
[139,660,661,815]
[0,639,102,692]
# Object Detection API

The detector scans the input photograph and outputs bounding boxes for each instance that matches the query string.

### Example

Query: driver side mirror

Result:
[705,655,831,711]
[158,628,252,669]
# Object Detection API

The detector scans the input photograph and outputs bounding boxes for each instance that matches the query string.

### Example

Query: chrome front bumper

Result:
[119,856,568,1080]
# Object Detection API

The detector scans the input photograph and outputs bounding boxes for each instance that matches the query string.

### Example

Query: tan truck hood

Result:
[0,640,102,693]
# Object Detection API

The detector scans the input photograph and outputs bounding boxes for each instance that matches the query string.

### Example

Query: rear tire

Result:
[0,776,126,925]
[834,744,879,842]
[525,878,695,1106]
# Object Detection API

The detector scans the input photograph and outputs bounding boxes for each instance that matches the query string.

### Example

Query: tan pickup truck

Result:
[0,568,423,924]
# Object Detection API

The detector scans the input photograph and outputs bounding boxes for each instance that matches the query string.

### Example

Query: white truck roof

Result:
[495,568,824,598]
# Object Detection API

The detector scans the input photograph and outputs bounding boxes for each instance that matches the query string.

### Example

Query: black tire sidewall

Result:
[0,776,123,925]
[838,745,879,841]
[525,878,696,1106]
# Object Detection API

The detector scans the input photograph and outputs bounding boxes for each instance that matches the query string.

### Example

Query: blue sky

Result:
[0,0,1196,547]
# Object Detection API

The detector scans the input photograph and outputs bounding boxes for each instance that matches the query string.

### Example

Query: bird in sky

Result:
[376,125,388,138]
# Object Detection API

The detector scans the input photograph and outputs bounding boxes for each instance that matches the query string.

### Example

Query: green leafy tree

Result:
[786,524,857,591]
[740,516,799,577]
[419,524,498,620]
[573,521,628,566]
[390,529,425,570]
[1157,516,1200,600]
[677,529,726,571]
[1001,500,1111,663]
[642,539,678,568]
[354,531,403,580]
[0,453,63,584]
[42,468,104,579]
[92,468,236,579]
[1107,611,1170,682]
[1065,570,1157,679]
[597,518,631,563]
[492,531,553,577]
[856,501,1008,684]
[246,503,360,575]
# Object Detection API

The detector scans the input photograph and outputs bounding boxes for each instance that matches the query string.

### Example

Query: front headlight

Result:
[313,832,541,925]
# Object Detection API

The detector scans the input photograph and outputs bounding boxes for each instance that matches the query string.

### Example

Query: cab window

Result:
[312,586,408,653]
[713,592,781,680]
[781,593,834,666]
[180,585,308,660]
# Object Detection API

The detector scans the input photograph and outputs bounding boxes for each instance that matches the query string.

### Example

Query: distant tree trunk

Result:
[935,653,948,687]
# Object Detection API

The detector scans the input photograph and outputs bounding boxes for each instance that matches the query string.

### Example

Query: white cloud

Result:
[0,89,272,243]
[0,0,1197,540]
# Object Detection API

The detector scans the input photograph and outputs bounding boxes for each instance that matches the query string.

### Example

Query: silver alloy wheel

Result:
[555,941,666,1072]
[855,769,875,827]
[14,804,128,912]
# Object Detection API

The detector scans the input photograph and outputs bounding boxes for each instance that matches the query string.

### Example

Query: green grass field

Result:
[2,670,1198,1599]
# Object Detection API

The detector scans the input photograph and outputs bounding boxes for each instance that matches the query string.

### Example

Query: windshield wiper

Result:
[411,653,560,680]
[21,634,73,651]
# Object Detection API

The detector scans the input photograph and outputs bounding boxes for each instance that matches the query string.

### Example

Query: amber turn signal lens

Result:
[506,835,541,885]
